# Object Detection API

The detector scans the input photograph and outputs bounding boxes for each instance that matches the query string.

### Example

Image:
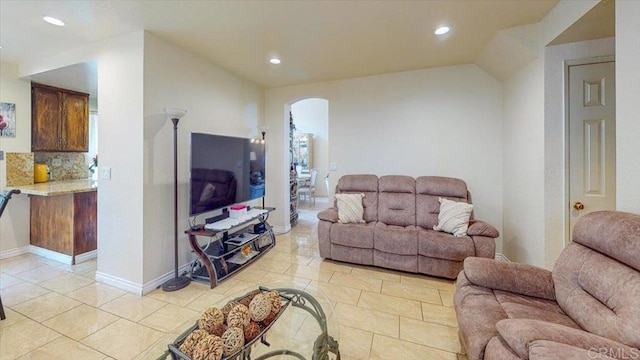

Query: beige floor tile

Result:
[43,304,119,340]
[421,302,458,327]
[358,291,423,320]
[79,269,97,280]
[0,308,27,329]
[284,264,334,282]
[259,271,312,286]
[370,334,458,360]
[329,272,382,293]
[334,303,399,338]
[184,291,227,312]
[400,274,456,291]
[81,318,165,360]
[458,354,469,360]
[307,280,361,305]
[251,258,293,273]
[338,325,373,360]
[230,266,268,283]
[99,293,167,322]
[350,266,403,283]
[440,290,455,307]
[12,292,81,322]
[382,280,442,305]
[0,273,22,289]
[0,318,62,359]
[261,250,314,266]
[58,259,97,274]
[0,256,44,275]
[132,332,177,360]
[138,304,200,333]
[399,317,462,353]
[16,336,107,360]
[0,282,50,307]
[13,264,67,284]
[307,258,353,274]
[38,273,94,294]
[66,282,127,307]
[145,282,207,307]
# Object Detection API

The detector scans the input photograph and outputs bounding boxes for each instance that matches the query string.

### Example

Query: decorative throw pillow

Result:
[335,193,366,224]
[199,182,217,202]
[433,197,474,237]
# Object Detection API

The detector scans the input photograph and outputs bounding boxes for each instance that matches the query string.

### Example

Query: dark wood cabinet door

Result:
[73,191,97,256]
[32,85,62,151]
[62,92,89,152]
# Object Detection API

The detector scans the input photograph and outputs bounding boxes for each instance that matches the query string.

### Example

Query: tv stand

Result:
[185,207,275,289]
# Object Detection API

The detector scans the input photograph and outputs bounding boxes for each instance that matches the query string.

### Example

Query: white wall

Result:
[266,65,504,248]
[543,37,615,269]
[502,58,545,266]
[291,98,329,197]
[616,0,640,213]
[0,62,31,255]
[142,32,263,286]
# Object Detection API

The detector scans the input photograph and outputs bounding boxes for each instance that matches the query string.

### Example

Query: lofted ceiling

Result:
[0,0,561,92]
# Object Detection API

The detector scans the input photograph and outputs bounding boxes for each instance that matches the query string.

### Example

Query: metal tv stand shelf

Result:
[186,207,276,289]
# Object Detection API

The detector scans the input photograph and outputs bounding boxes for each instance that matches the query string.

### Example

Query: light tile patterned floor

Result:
[0,198,468,360]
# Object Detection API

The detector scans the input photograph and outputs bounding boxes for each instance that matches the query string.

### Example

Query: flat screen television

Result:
[189,132,265,217]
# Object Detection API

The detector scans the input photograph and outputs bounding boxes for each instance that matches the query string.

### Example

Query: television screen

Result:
[189,132,265,217]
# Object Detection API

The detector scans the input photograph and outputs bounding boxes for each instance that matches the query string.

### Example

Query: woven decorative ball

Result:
[267,291,282,314]
[192,334,224,360]
[226,304,250,328]
[198,307,224,334]
[249,293,272,322]
[259,309,277,327]
[179,329,209,358]
[221,326,245,356]
[211,322,226,337]
[243,321,261,343]
[221,301,240,317]
[239,289,261,308]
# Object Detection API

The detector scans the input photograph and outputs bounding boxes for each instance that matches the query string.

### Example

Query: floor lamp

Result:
[162,107,191,292]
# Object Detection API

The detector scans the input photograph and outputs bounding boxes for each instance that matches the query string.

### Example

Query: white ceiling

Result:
[0,0,560,91]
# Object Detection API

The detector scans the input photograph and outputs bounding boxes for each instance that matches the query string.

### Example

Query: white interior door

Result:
[568,61,616,238]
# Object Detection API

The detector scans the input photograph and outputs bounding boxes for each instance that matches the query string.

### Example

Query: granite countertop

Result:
[6,178,98,196]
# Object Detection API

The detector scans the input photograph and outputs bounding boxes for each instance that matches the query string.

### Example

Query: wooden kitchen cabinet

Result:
[30,191,97,264]
[31,83,89,152]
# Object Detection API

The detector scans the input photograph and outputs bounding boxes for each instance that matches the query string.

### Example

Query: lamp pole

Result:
[162,108,190,292]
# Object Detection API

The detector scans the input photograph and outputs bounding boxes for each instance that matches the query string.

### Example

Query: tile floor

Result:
[0,198,468,360]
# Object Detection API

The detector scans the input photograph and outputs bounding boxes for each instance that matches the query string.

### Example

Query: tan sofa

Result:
[454,211,640,359]
[317,175,499,279]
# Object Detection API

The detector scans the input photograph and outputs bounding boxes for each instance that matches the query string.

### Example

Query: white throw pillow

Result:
[335,193,366,224]
[433,197,474,237]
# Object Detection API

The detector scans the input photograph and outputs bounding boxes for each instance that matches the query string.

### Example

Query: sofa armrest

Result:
[467,220,499,238]
[464,257,555,300]
[529,340,617,359]
[317,208,339,223]
[497,319,638,360]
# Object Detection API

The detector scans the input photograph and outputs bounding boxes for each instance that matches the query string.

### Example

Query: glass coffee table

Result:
[167,282,340,360]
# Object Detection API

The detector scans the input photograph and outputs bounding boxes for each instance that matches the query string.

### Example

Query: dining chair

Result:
[298,168,318,204]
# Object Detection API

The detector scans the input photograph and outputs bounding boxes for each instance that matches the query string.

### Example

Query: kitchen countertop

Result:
[6,178,98,196]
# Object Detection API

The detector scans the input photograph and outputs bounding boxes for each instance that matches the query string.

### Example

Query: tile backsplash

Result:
[6,152,34,186]
[34,152,91,181]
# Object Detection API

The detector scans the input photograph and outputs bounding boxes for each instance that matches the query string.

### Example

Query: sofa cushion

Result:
[434,197,474,236]
[337,175,379,222]
[373,223,417,255]
[418,228,474,261]
[377,175,416,226]
[331,244,373,265]
[374,250,418,273]
[335,193,365,224]
[330,222,375,249]
[416,176,470,229]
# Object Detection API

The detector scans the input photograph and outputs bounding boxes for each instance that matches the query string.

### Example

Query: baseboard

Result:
[0,245,30,260]
[141,263,192,295]
[75,250,97,264]
[29,245,73,264]
[495,253,510,262]
[272,225,290,234]
[96,271,144,296]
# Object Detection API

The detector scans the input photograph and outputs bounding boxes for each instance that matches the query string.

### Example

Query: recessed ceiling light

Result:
[270,58,281,65]
[435,26,450,35]
[43,16,66,27]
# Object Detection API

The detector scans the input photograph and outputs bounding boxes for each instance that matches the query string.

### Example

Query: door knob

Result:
[573,202,585,210]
